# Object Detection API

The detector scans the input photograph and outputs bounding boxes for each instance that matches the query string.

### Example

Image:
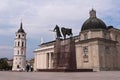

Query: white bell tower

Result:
[12,22,26,71]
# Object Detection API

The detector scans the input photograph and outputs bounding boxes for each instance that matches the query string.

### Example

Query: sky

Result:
[0,0,120,60]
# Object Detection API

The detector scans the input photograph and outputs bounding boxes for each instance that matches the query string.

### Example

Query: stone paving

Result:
[0,71,120,80]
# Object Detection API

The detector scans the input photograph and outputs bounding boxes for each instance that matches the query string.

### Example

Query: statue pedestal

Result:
[53,38,76,70]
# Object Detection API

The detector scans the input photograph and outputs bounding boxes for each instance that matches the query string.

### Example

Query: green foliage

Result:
[0,58,11,70]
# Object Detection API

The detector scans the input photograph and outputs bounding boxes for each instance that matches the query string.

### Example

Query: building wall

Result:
[76,40,99,71]
[34,28,120,71]
[109,28,120,69]
[80,29,106,40]
[34,45,54,71]
[98,40,117,70]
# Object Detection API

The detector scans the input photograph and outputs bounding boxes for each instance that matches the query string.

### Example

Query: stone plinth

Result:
[53,38,76,70]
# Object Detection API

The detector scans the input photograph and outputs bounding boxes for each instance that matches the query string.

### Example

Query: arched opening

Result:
[22,42,24,47]
[18,42,20,46]
[18,35,20,38]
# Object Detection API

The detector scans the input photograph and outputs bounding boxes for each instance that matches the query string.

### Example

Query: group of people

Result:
[26,64,33,72]
[16,64,33,72]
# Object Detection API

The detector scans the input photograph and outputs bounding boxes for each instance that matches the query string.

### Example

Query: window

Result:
[84,33,88,40]
[17,65,19,68]
[83,46,88,54]
[18,35,20,38]
[22,42,23,47]
[18,42,20,46]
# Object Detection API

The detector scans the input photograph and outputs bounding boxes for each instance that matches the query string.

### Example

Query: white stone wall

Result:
[34,45,54,70]
[80,29,110,40]
[12,32,26,71]
[76,40,100,71]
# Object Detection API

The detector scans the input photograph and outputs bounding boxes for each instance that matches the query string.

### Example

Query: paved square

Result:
[0,71,120,80]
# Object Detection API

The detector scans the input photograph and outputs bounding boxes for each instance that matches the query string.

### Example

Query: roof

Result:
[81,9,107,31]
[17,22,25,33]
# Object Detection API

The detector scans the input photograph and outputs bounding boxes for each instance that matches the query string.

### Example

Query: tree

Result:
[0,58,11,70]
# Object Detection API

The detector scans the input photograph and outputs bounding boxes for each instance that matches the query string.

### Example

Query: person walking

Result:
[26,64,30,72]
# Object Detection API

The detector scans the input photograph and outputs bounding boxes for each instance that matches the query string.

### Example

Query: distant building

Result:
[34,9,120,71]
[12,22,27,71]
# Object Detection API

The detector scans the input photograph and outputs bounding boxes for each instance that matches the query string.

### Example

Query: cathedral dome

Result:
[81,9,107,31]
[17,22,25,33]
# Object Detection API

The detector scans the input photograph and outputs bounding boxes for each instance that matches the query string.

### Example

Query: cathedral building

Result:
[34,9,120,71]
[12,22,26,71]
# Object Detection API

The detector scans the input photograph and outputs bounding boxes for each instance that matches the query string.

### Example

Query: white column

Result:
[49,53,52,69]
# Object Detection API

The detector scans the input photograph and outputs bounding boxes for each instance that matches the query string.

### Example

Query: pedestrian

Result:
[26,64,30,72]
[30,66,33,72]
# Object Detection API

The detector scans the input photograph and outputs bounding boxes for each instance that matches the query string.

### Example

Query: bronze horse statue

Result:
[61,27,73,39]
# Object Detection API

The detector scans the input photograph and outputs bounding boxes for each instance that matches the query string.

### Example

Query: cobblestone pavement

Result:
[0,71,120,80]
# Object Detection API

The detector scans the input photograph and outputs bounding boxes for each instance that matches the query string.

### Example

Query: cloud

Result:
[0,0,120,40]
[0,45,12,50]
[0,45,13,59]
[0,0,120,59]
[0,0,118,35]
[0,0,119,35]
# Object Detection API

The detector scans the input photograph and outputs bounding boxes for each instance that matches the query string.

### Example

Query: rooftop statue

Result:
[61,27,73,39]
[53,25,62,39]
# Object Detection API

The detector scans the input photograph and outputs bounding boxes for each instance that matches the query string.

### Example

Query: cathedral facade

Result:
[34,9,120,71]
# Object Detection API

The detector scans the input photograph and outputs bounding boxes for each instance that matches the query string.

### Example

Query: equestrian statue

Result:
[53,25,62,39]
[61,27,73,39]
[53,25,73,39]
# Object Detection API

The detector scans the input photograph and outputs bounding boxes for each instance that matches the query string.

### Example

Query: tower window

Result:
[18,42,20,46]
[18,35,20,38]
[17,65,19,68]
[22,42,24,47]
